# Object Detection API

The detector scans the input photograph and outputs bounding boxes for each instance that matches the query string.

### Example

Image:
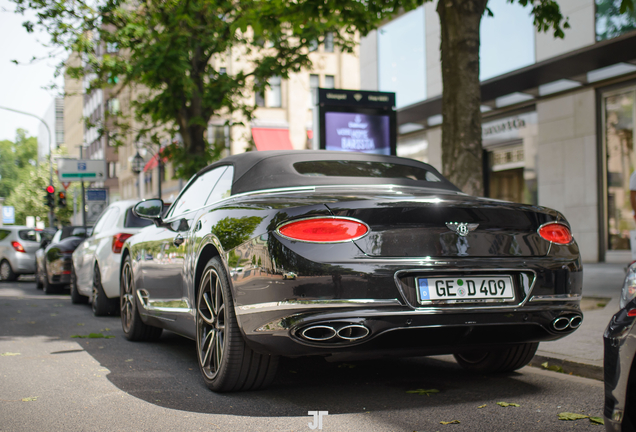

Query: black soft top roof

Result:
[197,150,460,195]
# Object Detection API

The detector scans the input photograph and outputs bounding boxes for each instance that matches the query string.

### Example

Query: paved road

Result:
[1,280,606,431]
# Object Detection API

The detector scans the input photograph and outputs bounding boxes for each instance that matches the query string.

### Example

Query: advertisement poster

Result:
[324,112,391,155]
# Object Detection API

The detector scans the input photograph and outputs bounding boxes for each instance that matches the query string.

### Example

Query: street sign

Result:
[62,182,70,190]
[2,206,15,224]
[85,188,108,224]
[57,159,106,182]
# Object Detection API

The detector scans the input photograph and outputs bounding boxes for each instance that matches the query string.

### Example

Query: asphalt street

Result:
[0,279,606,431]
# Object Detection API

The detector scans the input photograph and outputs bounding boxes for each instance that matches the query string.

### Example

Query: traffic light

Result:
[57,191,67,208]
[44,185,55,208]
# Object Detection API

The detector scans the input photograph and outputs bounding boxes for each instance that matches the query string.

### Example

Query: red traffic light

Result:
[58,192,65,199]
[46,185,55,194]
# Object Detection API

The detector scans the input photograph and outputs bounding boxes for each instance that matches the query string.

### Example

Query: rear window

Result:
[19,230,38,242]
[60,227,89,240]
[293,160,442,182]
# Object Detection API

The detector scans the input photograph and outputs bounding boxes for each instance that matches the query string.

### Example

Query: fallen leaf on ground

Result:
[22,397,38,402]
[541,361,564,373]
[477,404,487,409]
[589,417,604,425]
[101,328,111,332]
[76,323,84,326]
[1,352,20,356]
[71,333,115,339]
[558,412,589,421]
[125,359,134,362]
[407,389,440,396]
[440,420,460,425]
[497,402,520,407]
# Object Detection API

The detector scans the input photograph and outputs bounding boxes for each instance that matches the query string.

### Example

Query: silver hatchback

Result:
[0,226,41,281]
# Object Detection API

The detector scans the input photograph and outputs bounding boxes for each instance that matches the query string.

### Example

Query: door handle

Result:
[173,234,185,247]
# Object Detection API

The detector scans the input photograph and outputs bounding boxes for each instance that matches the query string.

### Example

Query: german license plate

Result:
[416,276,514,303]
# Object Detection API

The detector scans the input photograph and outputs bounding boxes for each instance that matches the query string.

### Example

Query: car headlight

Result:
[620,265,636,309]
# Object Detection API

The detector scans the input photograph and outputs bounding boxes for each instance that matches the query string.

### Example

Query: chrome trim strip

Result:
[235,299,402,315]
[135,291,192,314]
[529,294,582,302]
[275,216,370,244]
[393,268,538,310]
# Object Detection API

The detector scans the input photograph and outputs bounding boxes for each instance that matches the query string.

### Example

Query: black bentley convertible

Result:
[122,150,582,392]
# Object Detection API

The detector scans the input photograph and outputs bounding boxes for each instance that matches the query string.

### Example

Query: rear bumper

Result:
[238,303,582,358]
[12,252,36,274]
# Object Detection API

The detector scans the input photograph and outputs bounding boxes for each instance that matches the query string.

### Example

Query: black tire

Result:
[453,342,539,373]
[70,264,88,304]
[91,265,119,316]
[35,263,43,289]
[0,260,17,282]
[120,255,163,341]
[197,257,278,392]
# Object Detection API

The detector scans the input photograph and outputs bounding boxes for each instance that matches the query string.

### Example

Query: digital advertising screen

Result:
[324,112,391,155]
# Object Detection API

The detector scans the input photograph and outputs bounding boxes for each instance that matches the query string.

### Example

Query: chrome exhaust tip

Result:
[300,325,337,341]
[552,317,570,331]
[569,315,583,329]
[336,325,370,341]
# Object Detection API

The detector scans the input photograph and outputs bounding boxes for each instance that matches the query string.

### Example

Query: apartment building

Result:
[360,0,636,263]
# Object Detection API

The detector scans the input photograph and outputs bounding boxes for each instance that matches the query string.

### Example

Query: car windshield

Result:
[293,160,442,182]
[18,229,39,242]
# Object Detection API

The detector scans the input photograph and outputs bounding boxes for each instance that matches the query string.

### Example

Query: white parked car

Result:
[71,199,168,316]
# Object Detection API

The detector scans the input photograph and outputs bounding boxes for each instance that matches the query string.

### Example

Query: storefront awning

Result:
[398,30,636,127]
[251,128,294,151]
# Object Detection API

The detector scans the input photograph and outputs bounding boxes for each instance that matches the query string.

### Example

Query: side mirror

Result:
[134,199,166,227]
[40,239,50,249]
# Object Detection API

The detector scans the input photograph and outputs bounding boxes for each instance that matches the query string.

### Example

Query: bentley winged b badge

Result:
[446,222,479,237]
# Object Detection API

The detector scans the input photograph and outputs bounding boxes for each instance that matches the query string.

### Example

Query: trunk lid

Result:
[321,188,560,258]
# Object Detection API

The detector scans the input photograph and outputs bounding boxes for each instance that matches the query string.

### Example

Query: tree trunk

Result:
[437,0,488,196]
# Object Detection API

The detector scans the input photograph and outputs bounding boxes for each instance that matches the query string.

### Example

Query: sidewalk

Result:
[530,262,627,380]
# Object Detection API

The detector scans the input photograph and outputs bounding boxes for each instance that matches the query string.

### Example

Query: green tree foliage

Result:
[4,143,78,226]
[0,129,38,198]
[12,0,423,179]
[596,0,636,41]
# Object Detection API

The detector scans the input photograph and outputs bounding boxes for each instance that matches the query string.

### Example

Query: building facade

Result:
[38,97,64,161]
[360,0,636,263]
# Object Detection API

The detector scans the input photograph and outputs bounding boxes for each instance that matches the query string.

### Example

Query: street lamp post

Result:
[0,105,55,227]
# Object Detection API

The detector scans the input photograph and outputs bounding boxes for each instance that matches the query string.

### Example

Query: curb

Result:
[529,355,604,381]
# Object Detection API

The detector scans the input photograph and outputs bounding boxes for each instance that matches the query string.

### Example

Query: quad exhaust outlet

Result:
[552,315,583,331]
[300,324,370,342]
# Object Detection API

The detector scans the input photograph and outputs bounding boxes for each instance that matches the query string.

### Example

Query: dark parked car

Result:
[35,226,90,294]
[121,150,583,392]
[604,264,636,431]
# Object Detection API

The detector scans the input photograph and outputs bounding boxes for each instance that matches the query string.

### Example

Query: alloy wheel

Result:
[120,261,135,333]
[197,268,226,380]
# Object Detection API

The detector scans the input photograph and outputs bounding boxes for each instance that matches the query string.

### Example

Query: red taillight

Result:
[277,218,368,243]
[11,241,25,253]
[628,309,636,317]
[112,233,133,253]
[538,223,573,245]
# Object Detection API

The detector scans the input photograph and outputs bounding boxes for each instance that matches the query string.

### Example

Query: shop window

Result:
[604,89,635,251]
[596,0,636,41]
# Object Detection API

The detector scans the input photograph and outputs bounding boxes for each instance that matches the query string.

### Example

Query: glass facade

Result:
[596,0,636,41]
[480,0,535,81]
[604,89,636,251]
[377,6,426,108]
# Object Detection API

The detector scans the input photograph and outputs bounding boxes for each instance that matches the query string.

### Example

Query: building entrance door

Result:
[489,168,524,203]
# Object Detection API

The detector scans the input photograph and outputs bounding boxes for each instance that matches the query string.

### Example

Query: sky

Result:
[0,0,64,143]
